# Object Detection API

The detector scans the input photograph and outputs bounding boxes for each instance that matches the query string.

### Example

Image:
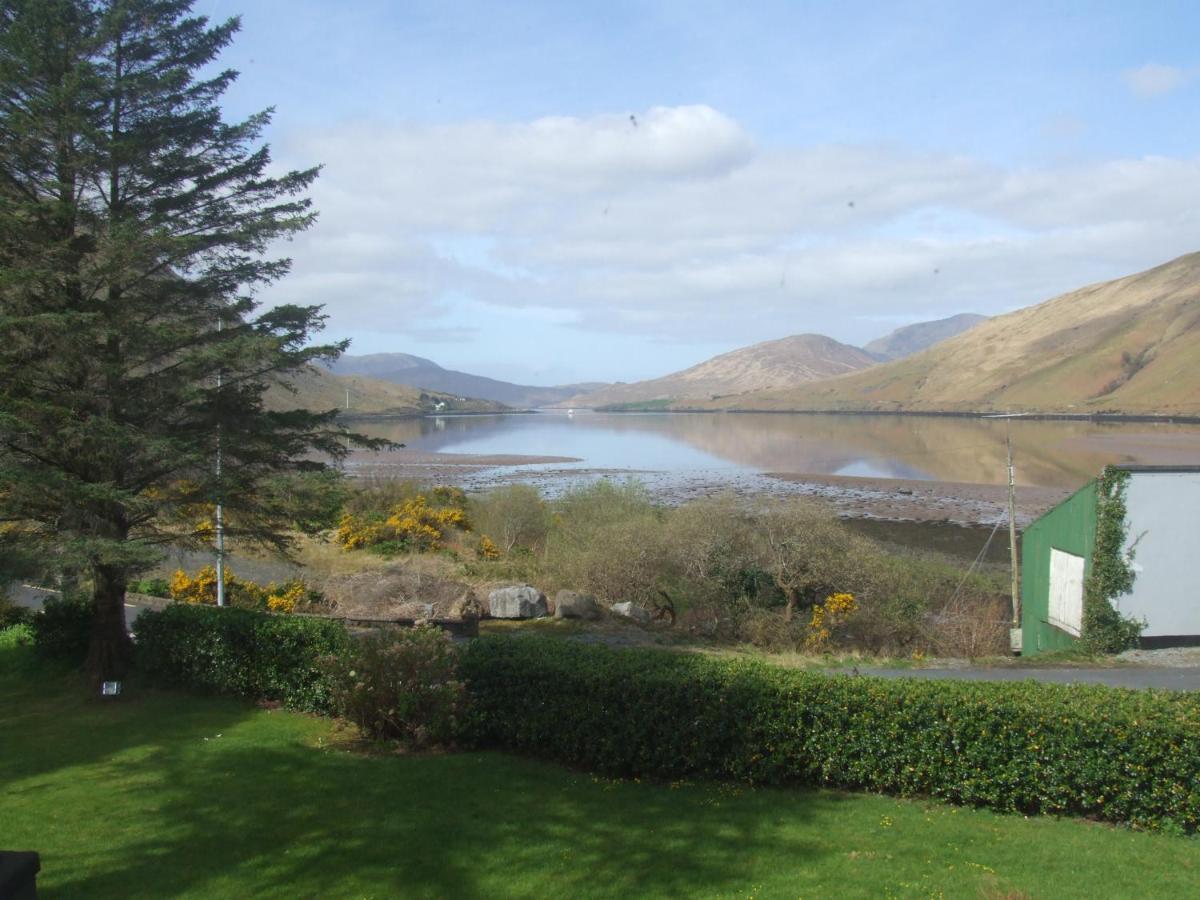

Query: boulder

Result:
[488,585,548,619]
[554,590,600,620]
[611,601,650,624]
[449,590,483,620]
[322,567,474,621]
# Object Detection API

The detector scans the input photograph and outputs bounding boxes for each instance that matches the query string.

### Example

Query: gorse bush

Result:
[168,566,318,614]
[336,488,471,554]
[463,636,1200,832]
[803,592,857,652]
[134,604,350,712]
[322,625,466,748]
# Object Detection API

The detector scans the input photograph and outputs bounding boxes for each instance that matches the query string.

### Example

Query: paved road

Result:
[853,666,1200,691]
[8,583,1199,691]
[7,583,162,629]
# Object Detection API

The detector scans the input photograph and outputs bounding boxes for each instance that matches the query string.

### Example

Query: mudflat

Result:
[764,472,1072,526]
[347,449,582,481]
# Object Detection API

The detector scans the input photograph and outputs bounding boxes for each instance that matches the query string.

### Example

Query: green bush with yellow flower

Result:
[335,486,472,555]
[168,566,318,614]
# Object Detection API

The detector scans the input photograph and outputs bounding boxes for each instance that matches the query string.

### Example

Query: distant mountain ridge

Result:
[330,352,608,408]
[696,252,1200,416]
[864,313,988,361]
[266,367,507,416]
[568,334,878,408]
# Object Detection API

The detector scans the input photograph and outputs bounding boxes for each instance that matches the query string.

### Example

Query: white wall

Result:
[1121,471,1200,637]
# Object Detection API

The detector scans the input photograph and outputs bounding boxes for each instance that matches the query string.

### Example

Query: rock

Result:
[488,585,548,619]
[554,590,600,620]
[323,567,474,621]
[611,601,650,624]
[449,590,482,620]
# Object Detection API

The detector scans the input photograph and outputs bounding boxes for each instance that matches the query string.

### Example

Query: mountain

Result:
[266,367,508,416]
[698,252,1200,416]
[864,313,988,361]
[568,334,878,409]
[330,352,607,408]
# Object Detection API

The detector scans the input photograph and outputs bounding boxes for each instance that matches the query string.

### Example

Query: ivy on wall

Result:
[1081,467,1144,653]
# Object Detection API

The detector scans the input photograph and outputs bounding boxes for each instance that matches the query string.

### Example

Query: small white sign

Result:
[101,681,122,696]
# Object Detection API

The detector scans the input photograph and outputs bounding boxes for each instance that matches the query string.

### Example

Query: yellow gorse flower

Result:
[169,565,310,614]
[334,492,471,553]
[804,592,857,652]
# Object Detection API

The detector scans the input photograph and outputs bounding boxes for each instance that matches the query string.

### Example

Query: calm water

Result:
[351,411,1200,490]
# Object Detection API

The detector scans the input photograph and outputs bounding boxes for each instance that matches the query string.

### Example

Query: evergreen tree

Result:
[0,0,356,678]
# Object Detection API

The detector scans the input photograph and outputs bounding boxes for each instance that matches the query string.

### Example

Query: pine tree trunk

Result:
[85,564,133,682]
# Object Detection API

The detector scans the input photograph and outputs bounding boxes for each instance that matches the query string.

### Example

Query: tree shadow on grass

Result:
[1,639,844,898]
[47,738,842,898]
[0,654,259,788]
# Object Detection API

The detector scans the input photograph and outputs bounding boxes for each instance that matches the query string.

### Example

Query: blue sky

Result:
[196,0,1200,384]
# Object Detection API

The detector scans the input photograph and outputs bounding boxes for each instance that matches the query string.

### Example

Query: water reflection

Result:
[349,411,1200,489]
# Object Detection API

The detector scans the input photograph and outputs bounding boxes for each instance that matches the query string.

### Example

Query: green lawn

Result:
[1,628,1197,899]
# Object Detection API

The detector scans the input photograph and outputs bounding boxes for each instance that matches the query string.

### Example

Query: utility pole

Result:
[1006,421,1019,629]
[985,413,1025,652]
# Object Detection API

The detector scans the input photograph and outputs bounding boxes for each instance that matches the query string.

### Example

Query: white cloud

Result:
[264,104,1200,357]
[1122,63,1191,98]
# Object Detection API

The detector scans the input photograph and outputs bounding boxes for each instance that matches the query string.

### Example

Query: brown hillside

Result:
[701,253,1200,416]
[571,334,877,408]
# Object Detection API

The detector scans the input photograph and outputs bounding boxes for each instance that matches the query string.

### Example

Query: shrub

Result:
[463,636,1200,832]
[134,604,350,712]
[750,499,875,622]
[0,594,33,629]
[546,510,675,607]
[32,594,93,664]
[322,625,466,748]
[129,577,171,598]
[471,484,549,554]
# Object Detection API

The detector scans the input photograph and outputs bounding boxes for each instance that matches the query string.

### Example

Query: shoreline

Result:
[345,447,1069,526]
[577,407,1200,424]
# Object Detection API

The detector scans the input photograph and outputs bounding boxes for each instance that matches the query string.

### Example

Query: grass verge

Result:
[1,627,1196,899]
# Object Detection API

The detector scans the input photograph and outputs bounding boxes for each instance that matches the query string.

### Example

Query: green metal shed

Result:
[1020,465,1200,656]
[1020,481,1098,655]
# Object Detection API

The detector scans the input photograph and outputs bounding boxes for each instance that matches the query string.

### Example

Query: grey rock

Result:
[449,590,483,620]
[554,590,601,620]
[611,601,650,624]
[488,584,548,619]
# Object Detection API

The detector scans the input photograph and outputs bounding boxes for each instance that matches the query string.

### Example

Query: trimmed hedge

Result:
[462,637,1200,832]
[134,605,350,713]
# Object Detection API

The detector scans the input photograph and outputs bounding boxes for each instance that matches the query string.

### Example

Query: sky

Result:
[195,0,1200,385]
